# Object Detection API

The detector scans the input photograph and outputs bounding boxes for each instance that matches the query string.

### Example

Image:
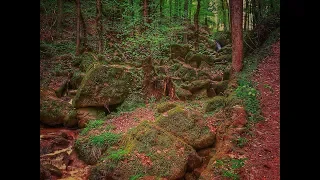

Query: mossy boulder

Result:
[205,96,226,112]
[69,71,85,90]
[40,89,77,126]
[187,54,209,68]
[156,107,215,150]
[170,44,190,59]
[73,64,142,108]
[191,88,208,100]
[215,80,229,95]
[156,102,178,113]
[176,87,192,100]
[89,121,201,180]
[76,107,105,128]
[181,79,211,93]
[75,128,122,165]
[174,64,198,82]
[213,54,232,62]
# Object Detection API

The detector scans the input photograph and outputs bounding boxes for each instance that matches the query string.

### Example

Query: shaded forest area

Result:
[40,0,280,179]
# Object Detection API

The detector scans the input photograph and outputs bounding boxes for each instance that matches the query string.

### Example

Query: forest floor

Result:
[241,41,280,180]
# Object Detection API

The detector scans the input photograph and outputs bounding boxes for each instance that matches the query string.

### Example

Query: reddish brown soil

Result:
[241,41,280,180]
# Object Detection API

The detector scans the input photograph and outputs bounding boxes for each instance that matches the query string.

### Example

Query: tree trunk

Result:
[75,0,81,55]
[96,0,103,53]
[130,0,134,20]
[194,0,200,50]
[57,0,63,34]
[189,0,192,22]
[143,0,148,24]
[221,0,226,31]
[244,0,248,30]
[230,0,243,72]
[183,0,189,43]
[225,0,230,31]
[80,10,87,49]
[170,0,172,21]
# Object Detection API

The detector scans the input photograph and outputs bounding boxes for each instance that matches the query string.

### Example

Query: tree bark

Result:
[75,0,81,55]
[96,0,103,53]
[183,0,189,43]
[221,0,226,31]
[80,10,87,49]
[143,0,148,24]
[230,0,243,72]
[57,0,63,34]
[244,0,248,30]
[194,0,200,50]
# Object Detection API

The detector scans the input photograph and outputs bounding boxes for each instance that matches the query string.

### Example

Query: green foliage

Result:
[89,132,121,147]
[106,149,129,162]
[129,173,144,180]
[80,119,105,135]
[235,81,262,122]
[117,93,146,113]
[214,158,247,180]
[234,137,248,148]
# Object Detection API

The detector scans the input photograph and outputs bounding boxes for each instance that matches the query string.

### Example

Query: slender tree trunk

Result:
[230,0,243,72]
[194,0,200,50]
[160,0,164,20]
[96,0,103,53]
[225,0,230,31]
[270,0,275,13]
[183,0,189,43]
[57,0,63,34]
[221,0,226,31]
[75,0,81,55]
[130,0,134,20]
[189,0,192,22]
[244,0,248,30]
[80,10,87,48]
[143,0,148,24]
[170,0,172,21]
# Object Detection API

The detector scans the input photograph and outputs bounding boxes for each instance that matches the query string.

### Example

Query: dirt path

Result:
[242,41,280,180]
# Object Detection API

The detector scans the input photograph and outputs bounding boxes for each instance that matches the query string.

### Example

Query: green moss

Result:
[73,64,143,108]
[117,92,146,113]
[89,132,121,147]
[175,87,192,100]
[80,119,105,135]
[181,79,210,93]
[89,121,198,179]
[63,110,78,127]
[156,102,177,113]
[215,80,229,95]
[156,107,215,149]
[205,96,226,112]
[40,97,73,126]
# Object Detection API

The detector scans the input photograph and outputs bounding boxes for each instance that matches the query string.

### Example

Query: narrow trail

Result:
[242,41,280,180]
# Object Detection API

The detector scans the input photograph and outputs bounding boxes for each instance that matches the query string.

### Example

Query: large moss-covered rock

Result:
[187,54,210,68]
[76,107,105,128]
[89,121,201,180]
[176,87,192,100]
[156,102,177,113]
[170,44,190,59]
[174,65,198,82]
[73,64,142,108]
[40,89,77,126]
[205,96,226,112]
[181,79,211,93]
[156,107,215,150]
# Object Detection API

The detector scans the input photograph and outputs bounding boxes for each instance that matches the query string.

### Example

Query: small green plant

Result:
[235,81,263,122]
[129,173,144,180]
[235,137,248,148]
[89,132,121,147]
[107,149,128,162]
[80,119,105,135]
[214,158,246,180]
[148,95,157,104]
[264,84,274,92]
